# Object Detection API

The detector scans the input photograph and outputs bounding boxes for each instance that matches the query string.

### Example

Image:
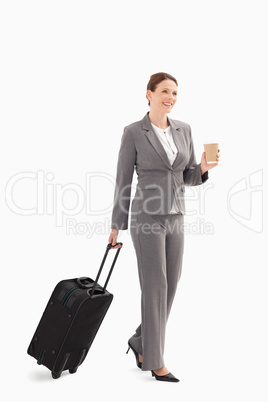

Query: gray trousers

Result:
[129,212,184,371]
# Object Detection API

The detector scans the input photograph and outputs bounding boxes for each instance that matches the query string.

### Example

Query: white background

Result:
[1,0,267,400]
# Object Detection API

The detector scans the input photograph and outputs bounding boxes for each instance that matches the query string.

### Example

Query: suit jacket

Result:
[111,112,208,230]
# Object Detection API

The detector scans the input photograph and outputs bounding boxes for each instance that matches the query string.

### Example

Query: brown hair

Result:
[146,72,178,106]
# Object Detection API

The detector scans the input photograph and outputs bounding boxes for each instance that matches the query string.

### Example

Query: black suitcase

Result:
[27,242,122,379]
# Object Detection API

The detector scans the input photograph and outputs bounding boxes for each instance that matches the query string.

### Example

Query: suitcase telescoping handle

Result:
[90,242,123,296]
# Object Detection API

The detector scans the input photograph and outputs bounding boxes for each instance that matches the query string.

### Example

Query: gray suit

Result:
[111,112,208,370]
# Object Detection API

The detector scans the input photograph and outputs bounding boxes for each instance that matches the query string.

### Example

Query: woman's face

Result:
[147,79,178,113]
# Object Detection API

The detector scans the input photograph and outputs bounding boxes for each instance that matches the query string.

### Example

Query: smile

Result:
[163,103,172,106]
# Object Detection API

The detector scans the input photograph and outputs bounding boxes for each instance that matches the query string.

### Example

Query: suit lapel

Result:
[167,115,182,169]
[142,112,172,168]
[141,112,182,169]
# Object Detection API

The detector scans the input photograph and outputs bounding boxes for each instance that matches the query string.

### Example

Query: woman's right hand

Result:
[108,229,122,248]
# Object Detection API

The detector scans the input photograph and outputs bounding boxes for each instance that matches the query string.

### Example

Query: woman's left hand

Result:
[201,149,220,175]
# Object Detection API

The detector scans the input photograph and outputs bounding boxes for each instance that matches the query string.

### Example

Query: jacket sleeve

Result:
[111,128,136,230]
[183,125,209,186]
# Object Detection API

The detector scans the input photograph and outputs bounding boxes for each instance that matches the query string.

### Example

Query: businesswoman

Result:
[108,72,219,382]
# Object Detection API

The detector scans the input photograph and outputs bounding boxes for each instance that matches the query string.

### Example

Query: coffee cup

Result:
[203,142,219,163]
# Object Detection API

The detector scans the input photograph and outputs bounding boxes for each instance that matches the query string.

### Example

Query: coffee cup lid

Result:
[203,141,219,145]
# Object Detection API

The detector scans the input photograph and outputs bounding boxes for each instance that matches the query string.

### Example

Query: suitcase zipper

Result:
[37,349,46,365]
[61,287,83,307]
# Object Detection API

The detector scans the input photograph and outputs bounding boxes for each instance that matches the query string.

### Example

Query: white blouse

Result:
[151,123,181,214]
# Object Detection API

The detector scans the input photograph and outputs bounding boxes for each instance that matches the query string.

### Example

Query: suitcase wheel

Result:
[69,368,77,374]
[51,352,70,379]
[52,372,61,379]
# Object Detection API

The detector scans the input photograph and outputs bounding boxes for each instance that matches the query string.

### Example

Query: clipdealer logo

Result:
[227,169,263,233]
[5,170,217,237]
[5,170,115,227]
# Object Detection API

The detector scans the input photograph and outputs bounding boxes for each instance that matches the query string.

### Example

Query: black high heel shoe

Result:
[151,370,180,382]
[126,342,142,369]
